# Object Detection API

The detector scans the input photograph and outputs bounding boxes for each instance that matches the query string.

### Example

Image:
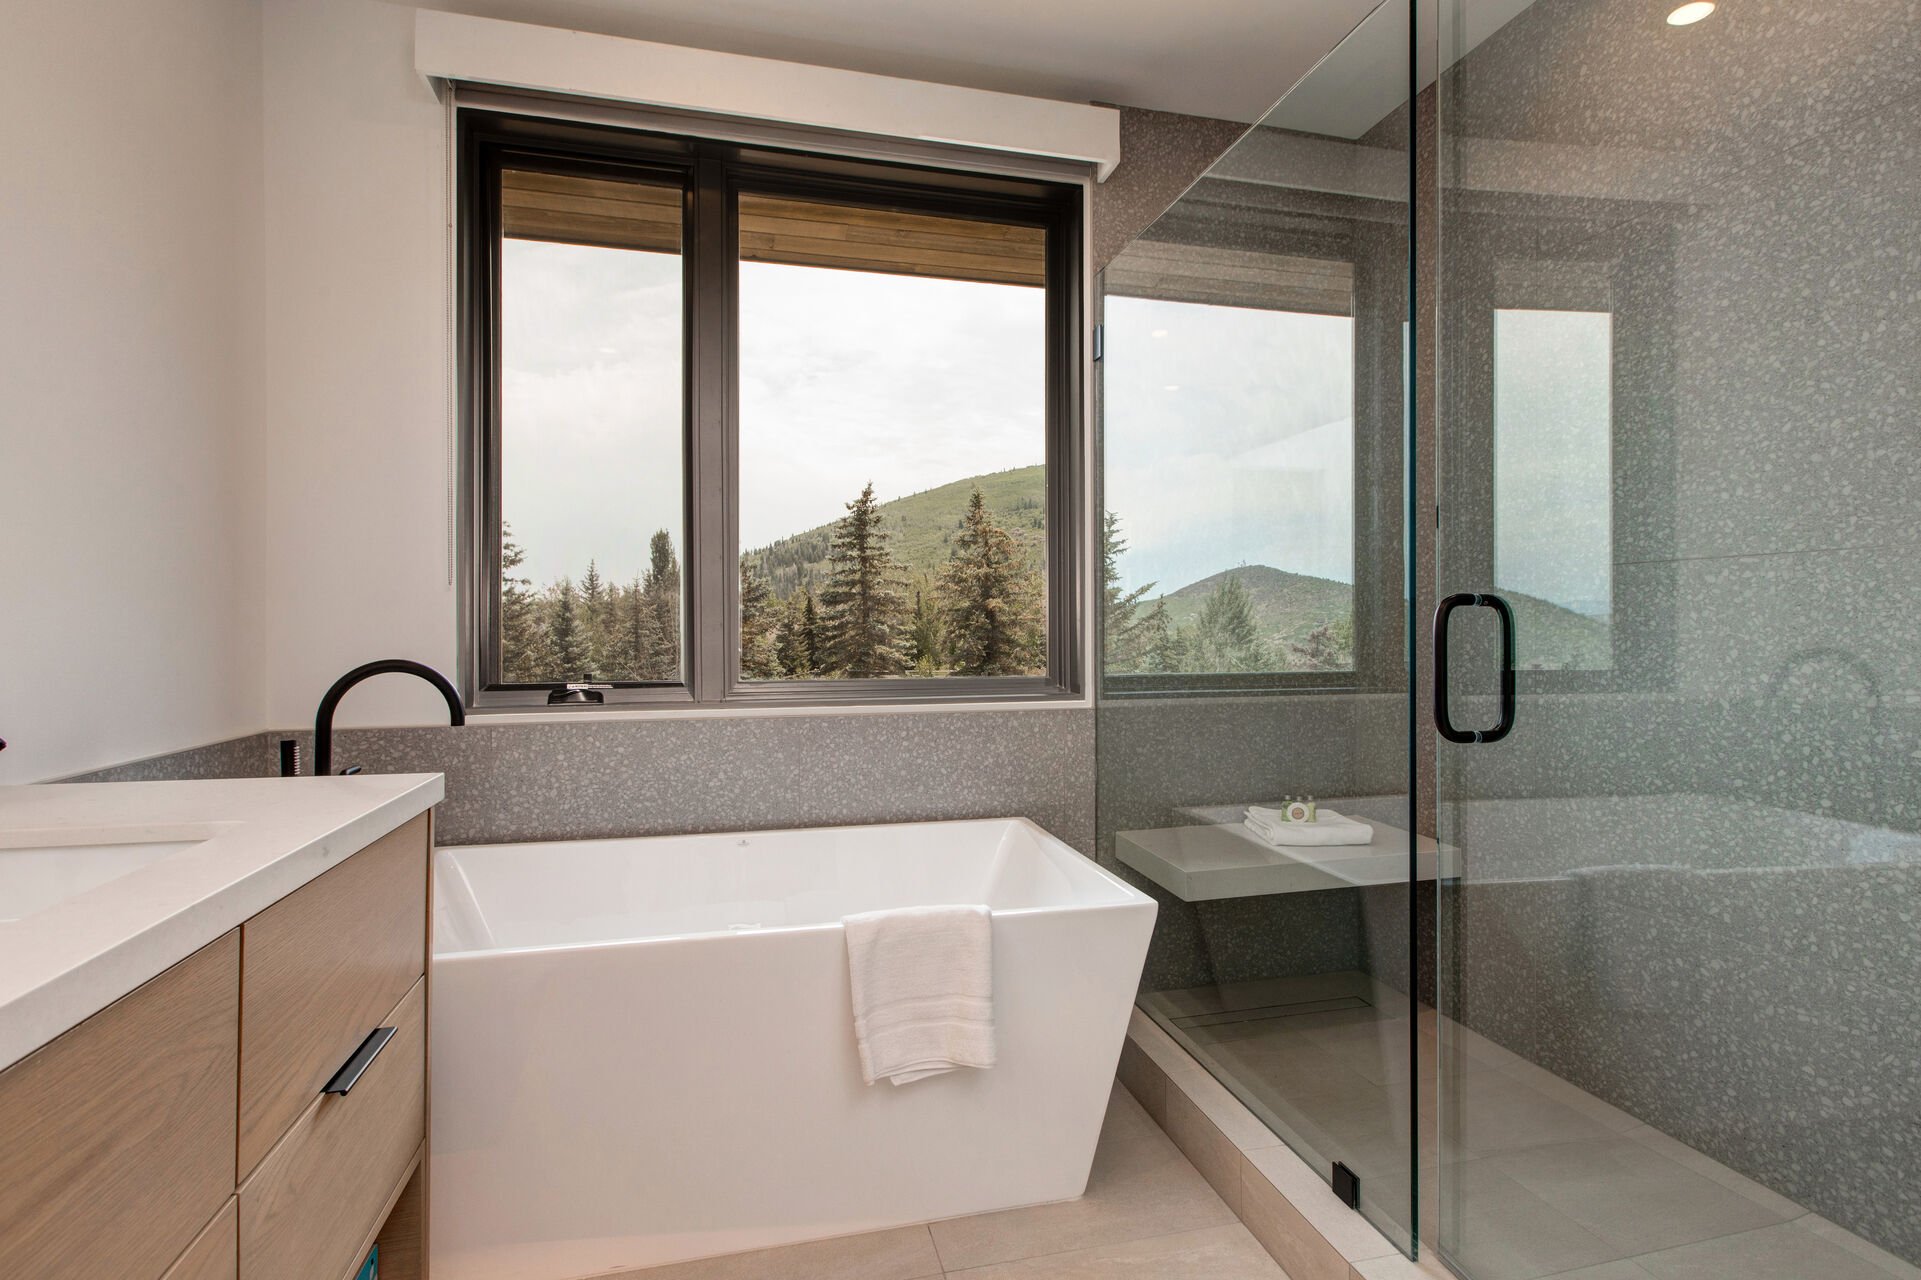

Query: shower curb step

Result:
[1120,1009,1446,1280]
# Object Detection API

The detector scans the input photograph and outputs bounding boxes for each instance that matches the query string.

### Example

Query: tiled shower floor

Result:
[1141,972,1920,1280]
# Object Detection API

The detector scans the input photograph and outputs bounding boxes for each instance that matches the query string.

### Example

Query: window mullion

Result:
[687,152,734,705]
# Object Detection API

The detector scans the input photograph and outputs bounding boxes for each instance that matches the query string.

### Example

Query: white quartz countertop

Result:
[0,773,443,1072]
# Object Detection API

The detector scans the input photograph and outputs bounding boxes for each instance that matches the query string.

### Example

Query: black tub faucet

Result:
[297,659,465,777]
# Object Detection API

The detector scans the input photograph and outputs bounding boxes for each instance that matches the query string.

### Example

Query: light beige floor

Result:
[608,1084,1290,1279]
[1143,974,1921,1280]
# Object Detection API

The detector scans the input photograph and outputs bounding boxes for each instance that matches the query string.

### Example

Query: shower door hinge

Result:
[1332,1161,1360,1210]
[1092,323,1103,361]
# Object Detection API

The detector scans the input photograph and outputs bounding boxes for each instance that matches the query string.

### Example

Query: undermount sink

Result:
[0,826,226,923]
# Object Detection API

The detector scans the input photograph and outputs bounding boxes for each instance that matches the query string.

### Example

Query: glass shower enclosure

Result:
[1096,1,1921,1276]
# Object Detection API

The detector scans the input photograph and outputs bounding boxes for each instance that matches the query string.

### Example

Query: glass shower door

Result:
[1429,1,1921,1277]
[1096,0,1424,1253]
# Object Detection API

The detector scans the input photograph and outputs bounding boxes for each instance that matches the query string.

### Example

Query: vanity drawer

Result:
[239,812,428,1176]
[164,1199,237,1280]
[0,931,239,1280]
[240,978,425,1280]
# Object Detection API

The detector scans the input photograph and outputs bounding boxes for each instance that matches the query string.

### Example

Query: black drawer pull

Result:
[323,1025,396,1096]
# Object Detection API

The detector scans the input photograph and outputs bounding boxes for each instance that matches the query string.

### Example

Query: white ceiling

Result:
[406,0,1384,122]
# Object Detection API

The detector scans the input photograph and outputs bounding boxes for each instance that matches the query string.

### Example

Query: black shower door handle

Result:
[1433,592,1516,744]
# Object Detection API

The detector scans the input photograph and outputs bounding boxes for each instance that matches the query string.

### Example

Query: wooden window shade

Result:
[1104,240,1353,316]
[736,193,1044,287]
[501,169,681,253]
[497,171,1044,286]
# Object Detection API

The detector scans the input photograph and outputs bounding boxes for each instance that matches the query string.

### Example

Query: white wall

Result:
[0,0,265,782]
[259,0,462,730]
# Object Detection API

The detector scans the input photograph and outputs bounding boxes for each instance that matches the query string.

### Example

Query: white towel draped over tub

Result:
[843,904,995,1085]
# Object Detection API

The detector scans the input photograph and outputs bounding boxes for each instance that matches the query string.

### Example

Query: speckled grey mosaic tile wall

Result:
[282,708,1095,850]
[60,733,275,783]
[1426,0,1921,1261]
[58,712,1095,851]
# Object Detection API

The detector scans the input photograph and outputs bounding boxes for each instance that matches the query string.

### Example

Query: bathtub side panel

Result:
[430,900,1154,1280]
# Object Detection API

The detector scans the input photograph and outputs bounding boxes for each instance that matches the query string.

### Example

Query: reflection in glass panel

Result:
[735,193,1047,681]
[498,170,684,685]
[1096,0,1416,1256]
[1492,309,1612,670]
[1103,297,1356,675]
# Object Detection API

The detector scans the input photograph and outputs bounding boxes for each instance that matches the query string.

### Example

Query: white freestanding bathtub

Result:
[429,817,1156,1280]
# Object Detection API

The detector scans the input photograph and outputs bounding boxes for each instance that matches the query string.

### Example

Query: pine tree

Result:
[818,483,908,677]
[579,559,610,674]
[739,556,783,679]
[938,488,1043,676]
[640,529,681,680]
[597,576,657,680]
[1189,574,1271,672]
[776,587,817,677]
[545,577,590,679]
[1288,617,1354,671]
[1138,601,1188,674]
[499,524,551,682]
[1100,510,1158,674]
[905,587,946,675]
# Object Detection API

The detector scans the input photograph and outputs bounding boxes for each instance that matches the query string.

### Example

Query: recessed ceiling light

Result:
[1667,2,1715,25]
[1162,384,1181,391]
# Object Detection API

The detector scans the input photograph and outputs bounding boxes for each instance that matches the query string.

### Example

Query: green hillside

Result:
[747,469,1610,673]
[1159,565,1354,660]
[1154,564,1610,672]
[749,465,1045,597]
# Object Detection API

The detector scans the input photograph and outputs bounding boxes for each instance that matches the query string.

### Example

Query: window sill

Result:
[462,696,1092,725]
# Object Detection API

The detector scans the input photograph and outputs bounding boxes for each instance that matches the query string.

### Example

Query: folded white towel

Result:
[1244,808,1375,847]
[843,904,995,1086]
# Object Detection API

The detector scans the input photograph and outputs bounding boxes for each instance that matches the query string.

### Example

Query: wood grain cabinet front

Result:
[0,932,240,1280]
[238,813,429,1178]
[239,978,426,1280]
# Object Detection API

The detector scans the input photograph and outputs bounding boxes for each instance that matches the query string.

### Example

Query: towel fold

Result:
[1244,807,1375,847]
[844,904,995,1086]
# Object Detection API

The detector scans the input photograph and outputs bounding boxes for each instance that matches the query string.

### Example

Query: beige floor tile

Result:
[1537,1262,1658,1280]
[1118,1036,1169,1127]
[1488,1136,1785,1254]
[1425,1161,1619,1280]
[942,1223,1287,1279]
[1795,1215,1921,1280]
[1165,1086,1243,1214]
[609,1224,941,1279]
[1634,1221,1908,1280]
[1244,1143,1399,1264]
[1453,1068,1618,1155]
[1240,1152,1353,1280]
[1161,1055,1285,1152]
[928,1085,1236,1272]
[1615,1126,1805,1220]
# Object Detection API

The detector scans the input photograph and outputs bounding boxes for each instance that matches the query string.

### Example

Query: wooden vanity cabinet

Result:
[0,810,435,1280]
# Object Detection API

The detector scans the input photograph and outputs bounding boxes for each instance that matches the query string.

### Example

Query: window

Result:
[461,113,1083,709]
[1492,309,1614,671]
[1101,236,1369,689]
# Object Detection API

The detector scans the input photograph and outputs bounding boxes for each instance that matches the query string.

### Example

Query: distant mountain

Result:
[748,471,1611,672]
[1158,565,1353,659]
[1155,564,1609,671]
[748,465,1045,598]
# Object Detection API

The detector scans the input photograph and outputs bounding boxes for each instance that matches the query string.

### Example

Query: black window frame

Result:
[458,110,1085,712]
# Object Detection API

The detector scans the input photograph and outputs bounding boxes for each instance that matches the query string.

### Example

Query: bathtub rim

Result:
[432,814,1152,961]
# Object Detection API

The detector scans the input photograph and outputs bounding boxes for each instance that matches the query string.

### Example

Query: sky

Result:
[501,242,1043,587]
[502,240,1612,617]
[1102,296,1356,595]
